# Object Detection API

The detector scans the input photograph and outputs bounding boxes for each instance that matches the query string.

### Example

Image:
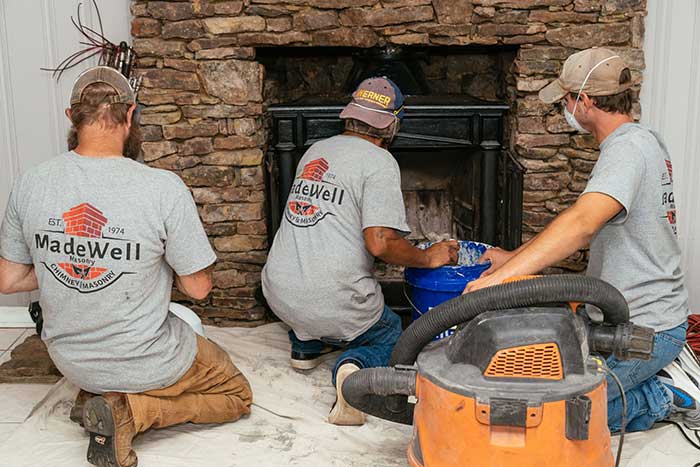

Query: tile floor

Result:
[0,328,54,443]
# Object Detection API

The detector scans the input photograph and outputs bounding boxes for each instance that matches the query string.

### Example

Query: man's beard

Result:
[123,124,143,160]
[66,123,142,160]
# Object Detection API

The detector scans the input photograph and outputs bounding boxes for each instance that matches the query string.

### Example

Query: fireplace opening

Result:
[260,46,524,317]
[258,45,516,102]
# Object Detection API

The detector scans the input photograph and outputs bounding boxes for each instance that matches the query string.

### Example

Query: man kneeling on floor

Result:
[0,66,252,467]
[262,77,459,426]
[466,48,697,432]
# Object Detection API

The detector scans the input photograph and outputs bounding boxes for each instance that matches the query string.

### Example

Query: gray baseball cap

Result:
[339,77,405,129]
[70,66,135,106]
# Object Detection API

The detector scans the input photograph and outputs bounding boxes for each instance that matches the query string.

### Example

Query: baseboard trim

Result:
[0,307,34,327]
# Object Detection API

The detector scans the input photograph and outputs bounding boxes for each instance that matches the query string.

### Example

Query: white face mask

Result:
[564,103,588,134]
[562,54,620,134]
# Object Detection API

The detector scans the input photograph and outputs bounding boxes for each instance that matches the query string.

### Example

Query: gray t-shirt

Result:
[583,123,689,332]
[0,152,216,393]
[262,135,409,341]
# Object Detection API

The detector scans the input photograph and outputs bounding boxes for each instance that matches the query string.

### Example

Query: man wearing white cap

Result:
[0,66,252,467]
[466,48,695,432]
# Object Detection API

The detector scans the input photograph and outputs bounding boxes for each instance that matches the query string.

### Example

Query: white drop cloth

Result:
[0,323,697,467]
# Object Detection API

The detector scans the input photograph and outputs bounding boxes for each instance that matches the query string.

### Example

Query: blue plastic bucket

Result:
[404,241,492,340]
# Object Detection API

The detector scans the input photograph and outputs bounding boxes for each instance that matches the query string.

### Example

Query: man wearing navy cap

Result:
[263,77,458,425]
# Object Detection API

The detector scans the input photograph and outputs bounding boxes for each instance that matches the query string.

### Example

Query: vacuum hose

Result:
[391,275,628,368]
[341,367,417,424]
[343,275,629,425]
[588,322,655,360]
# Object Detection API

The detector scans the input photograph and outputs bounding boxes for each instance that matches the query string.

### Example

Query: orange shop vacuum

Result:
[341,275,655,467]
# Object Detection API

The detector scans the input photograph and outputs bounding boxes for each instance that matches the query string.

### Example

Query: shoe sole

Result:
[290,350,339,371]
[83,397,120,467]
[291,357,326,371]
[328,365,365,426]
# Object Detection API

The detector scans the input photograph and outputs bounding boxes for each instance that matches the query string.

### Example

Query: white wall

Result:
[642,0,700,312]
[0,0,130,305]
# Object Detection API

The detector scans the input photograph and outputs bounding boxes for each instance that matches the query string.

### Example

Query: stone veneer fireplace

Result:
[132,0,646,326]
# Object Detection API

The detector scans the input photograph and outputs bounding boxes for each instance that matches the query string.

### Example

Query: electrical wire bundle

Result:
[688,315,700,358]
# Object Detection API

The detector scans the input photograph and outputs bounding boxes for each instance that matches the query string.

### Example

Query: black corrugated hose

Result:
[342,275,630,425]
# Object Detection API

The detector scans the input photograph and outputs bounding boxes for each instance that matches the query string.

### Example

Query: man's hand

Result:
[363,227,458,268]
[0,257,38,294]
[424,240,460,268]
[478,247,514,276]
[464,271,507,294]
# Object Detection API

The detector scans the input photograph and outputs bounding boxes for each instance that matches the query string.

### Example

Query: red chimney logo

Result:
[300,158,329,182]
[58,263,108,280]
[62,203,108,238]
[288,201,319,217]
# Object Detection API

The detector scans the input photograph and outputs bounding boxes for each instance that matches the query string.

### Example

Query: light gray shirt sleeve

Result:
[361,160,411,234]
[163,189,217,276]
[0,178,32,264]
[582,142,645,224]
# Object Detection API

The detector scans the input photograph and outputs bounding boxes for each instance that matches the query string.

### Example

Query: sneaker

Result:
[70,389,97,427]
[291,346,338,371]
[328,363,366,426]
[83,393,138,467]
[658,362,700,429]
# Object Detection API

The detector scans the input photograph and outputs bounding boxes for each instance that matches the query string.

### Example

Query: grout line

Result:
[1,329,28,352]
[10,329,29,349]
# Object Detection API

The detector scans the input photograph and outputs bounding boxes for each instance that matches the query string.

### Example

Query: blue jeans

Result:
[288,305,403,385]
[606,322,687,432]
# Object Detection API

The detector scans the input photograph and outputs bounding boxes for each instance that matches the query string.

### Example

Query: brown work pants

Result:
[126,335,252,433]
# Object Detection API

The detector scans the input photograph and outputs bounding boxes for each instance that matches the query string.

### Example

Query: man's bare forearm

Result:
[489,208,593,279]
[14,267,38,292]
[0,258,38,294]
[376,235,431,268]
[364,227,458,268]
[174,274,196,297]
[466,193,624,293]
[174,267,213,300]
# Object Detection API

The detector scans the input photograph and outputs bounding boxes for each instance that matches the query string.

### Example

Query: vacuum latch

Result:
[565,395,592,440]
[476,398,543,428]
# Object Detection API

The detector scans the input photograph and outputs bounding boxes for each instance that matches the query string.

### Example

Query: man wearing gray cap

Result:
[263,77,458,425]
[466,48,695,433]
[0,66,252,467]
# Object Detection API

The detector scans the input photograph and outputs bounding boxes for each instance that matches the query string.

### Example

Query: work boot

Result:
[83,393,138,467]
[70,389,97,427]
[328,363,366,426]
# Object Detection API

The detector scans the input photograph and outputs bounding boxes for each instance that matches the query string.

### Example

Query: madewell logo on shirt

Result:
[35,203,139,293]
[285,158,346,228]
[660,159,677,235]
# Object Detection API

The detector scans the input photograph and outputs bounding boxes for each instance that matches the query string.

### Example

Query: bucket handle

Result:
[402,282,426,317]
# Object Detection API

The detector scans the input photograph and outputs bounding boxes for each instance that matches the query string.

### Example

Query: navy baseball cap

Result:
[339,76,405,129]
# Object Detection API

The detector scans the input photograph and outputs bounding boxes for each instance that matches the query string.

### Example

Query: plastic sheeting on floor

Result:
[0,323,698,467]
